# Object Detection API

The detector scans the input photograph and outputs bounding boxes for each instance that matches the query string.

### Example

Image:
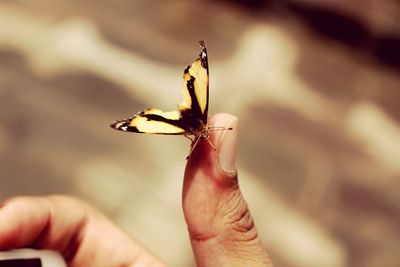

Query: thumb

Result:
[183,113,273,267]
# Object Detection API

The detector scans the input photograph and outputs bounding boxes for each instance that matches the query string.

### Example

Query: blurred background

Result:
[1,0,400,266]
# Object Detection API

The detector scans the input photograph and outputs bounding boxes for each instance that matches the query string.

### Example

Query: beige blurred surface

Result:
[1,1,400,267]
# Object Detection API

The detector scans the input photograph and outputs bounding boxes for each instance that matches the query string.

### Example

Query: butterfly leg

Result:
[186,135,203,159]
[205,137,217,152]
[184,133,194,142]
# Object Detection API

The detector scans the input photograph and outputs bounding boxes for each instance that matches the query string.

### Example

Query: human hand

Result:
[0,113,273,267]
[0,195,166,266]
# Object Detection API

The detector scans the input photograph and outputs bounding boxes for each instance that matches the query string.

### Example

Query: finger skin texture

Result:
[0,196,166,267]
[183,113,273,267]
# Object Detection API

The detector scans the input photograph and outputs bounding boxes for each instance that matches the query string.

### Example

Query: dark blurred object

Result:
[228,0,275,9]
[288,2,400,70]
[289,4,370,47]
[373,36,400,69]
[225,0,400,70]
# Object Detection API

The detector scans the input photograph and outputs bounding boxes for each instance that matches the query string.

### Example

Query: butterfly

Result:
[110,41,230,158]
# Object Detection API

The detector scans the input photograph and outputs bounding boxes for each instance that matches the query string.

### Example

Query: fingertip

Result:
[185,113,238,176]
[208,113,238,125]
[211,114,238,174]
[0,197,43,249]
[183,113,240,214]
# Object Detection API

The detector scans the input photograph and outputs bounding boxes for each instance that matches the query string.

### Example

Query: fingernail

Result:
[218,118,238,173]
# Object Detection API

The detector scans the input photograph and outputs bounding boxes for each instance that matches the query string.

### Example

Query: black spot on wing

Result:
[110,117,141,133]
[200,56,208,71]
[198,41,209,72]
[184,65,190,74]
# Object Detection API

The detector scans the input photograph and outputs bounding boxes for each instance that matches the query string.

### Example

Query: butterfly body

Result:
[110,41,212,153]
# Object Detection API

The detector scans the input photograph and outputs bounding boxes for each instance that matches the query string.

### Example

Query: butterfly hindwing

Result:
[110,41,209,136]
[111,109,186,135]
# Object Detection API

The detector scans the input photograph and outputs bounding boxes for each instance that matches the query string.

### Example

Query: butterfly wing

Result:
[179,40,209,126]
[110,108,187,134]
[110,41,209,135]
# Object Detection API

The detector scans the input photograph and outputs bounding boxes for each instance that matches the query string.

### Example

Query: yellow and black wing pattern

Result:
[110,41,209,137]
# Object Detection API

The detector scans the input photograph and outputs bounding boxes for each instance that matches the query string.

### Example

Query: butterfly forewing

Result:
[180,42,209,125]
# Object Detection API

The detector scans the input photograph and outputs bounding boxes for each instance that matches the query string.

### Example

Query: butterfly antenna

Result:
[207,126,234,131]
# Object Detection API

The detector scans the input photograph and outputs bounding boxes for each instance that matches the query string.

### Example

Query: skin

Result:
[0,113,273,267]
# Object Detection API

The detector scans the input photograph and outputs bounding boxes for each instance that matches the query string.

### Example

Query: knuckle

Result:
[221,190,258,242]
